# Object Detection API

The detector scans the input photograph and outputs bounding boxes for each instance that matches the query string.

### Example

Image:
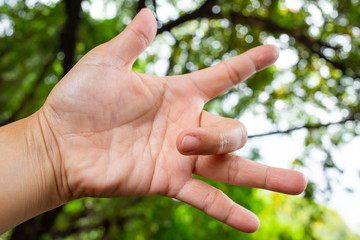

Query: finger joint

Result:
[202,189,221,214]
[228,156,240,185]
[128,27,150,51]
[263,167,270,190]
[222,60,240,85]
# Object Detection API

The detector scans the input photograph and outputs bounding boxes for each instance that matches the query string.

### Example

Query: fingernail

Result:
[181,136,200,153]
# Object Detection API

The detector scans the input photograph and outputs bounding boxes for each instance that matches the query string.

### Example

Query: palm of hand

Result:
[46,56,204,199]
[40,9,306,233]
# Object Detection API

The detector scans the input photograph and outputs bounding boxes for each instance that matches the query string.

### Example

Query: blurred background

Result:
[1,0,360,239]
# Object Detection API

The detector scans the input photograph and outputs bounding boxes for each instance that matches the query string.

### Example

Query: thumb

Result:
[107,8,157,67]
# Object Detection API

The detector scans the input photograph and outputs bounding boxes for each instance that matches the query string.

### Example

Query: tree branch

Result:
[157,0,216,34]
[61,0,83,74]
[248,116,356,139]
[157,1,357,78]
[225,12,357,78]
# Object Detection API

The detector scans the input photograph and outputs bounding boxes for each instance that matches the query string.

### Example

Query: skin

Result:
[0,9,307,234]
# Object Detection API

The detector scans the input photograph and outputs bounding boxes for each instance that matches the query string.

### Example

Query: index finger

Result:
[186,45,279,101]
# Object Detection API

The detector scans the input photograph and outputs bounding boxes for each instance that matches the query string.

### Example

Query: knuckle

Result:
[222,60,241,85]
[218,132,228,154]
[128,27,150,50]
[227,156,240,184]
[220,118,248,152]
[244,51,258,72]
[263,167,270,190]
[202,189,221,213]
[223,202,236,223]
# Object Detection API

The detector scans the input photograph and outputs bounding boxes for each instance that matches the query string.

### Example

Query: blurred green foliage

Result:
[1,0,360,239]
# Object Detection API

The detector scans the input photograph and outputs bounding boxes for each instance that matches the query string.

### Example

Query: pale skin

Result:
[0,9,307,234]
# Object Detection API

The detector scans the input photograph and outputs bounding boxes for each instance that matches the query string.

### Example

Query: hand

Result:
[37,9,306,232]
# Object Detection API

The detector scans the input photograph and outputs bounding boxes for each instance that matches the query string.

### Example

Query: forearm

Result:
[0,111,63,233]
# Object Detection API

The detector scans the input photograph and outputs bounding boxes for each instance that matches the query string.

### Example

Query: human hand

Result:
[37,9,306,232]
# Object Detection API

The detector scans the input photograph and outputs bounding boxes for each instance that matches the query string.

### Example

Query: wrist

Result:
[0,111,69,233]
[28,109,73,206]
